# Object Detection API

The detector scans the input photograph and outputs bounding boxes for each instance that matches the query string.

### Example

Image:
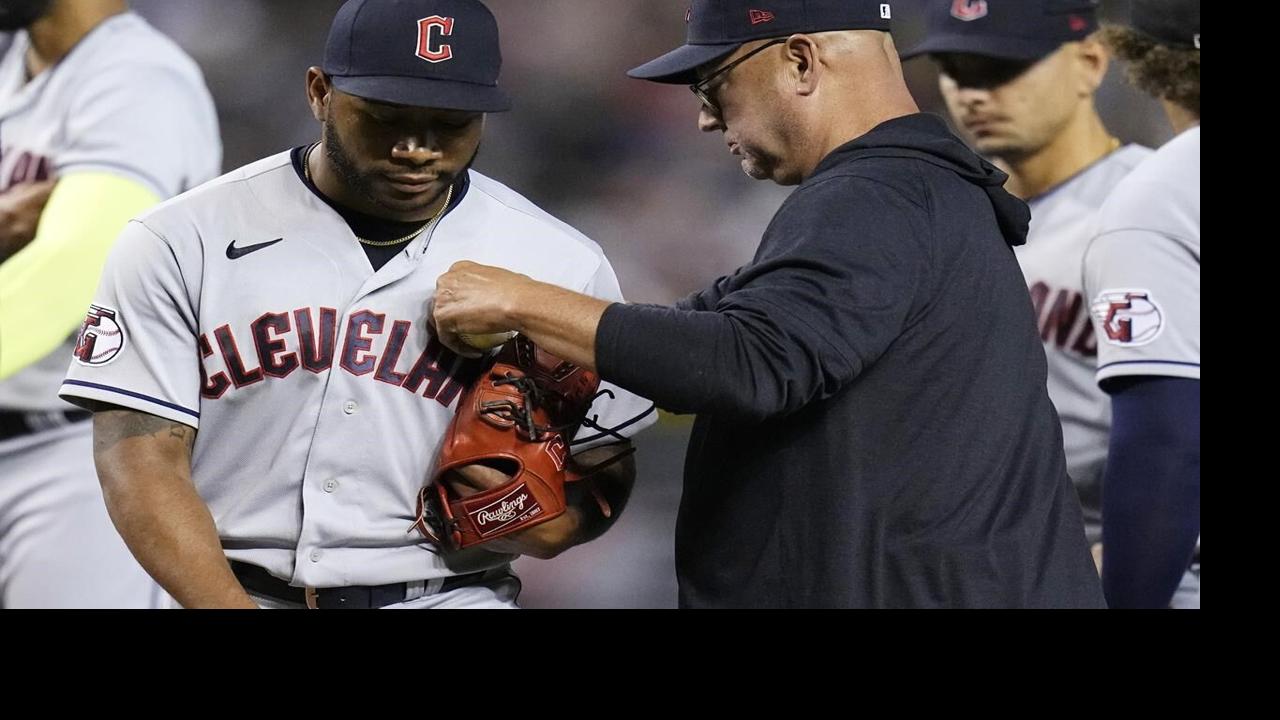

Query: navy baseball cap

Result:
[628,0,895,85]
[901,0,1099,62]
[1130,0,1199,50]
[323,0,511,112]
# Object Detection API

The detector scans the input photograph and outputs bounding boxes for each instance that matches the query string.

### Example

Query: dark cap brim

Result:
[331,74,512,112]
[899,33,1061,62]
[626,42,741,85]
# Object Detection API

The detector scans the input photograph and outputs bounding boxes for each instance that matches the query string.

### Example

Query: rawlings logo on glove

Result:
[413,334,628,551]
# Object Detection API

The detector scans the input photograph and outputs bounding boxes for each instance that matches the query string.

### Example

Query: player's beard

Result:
[323,120,480,219]
[0,0,53,31]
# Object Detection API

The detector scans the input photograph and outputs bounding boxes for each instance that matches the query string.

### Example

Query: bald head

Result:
[811,29,901,69]
[788,30,913,113]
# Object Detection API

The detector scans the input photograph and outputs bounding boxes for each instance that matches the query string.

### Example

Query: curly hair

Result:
[1100,24,1199,117]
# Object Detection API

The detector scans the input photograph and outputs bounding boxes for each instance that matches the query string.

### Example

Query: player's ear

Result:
[305,67,332,121]
[1074,38,1108,95]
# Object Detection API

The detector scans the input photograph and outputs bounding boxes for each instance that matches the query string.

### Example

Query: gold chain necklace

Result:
[304,143,453,247]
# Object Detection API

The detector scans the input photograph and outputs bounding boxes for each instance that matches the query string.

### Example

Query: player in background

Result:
[1084,0,1199,609]
[0,0,220,608]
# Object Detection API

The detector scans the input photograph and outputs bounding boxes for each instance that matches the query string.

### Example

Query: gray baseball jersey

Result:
[1085,127,1200,383]
[60,152,657,591]
[1020,144,1150,536]
[0,11,221,411]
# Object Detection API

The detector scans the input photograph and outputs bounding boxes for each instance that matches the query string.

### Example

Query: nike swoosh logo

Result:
[226,238,284,259]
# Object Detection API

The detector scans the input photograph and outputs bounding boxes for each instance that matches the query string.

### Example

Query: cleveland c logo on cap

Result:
[417,15,454,63]
[951,0,989,21]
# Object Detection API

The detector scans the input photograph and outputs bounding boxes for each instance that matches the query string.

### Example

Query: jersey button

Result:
[310,549,323,563]
[343,400,358,415]
[323,479,338,493]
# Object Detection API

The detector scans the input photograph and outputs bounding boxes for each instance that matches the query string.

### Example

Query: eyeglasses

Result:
[689,38,786,115]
